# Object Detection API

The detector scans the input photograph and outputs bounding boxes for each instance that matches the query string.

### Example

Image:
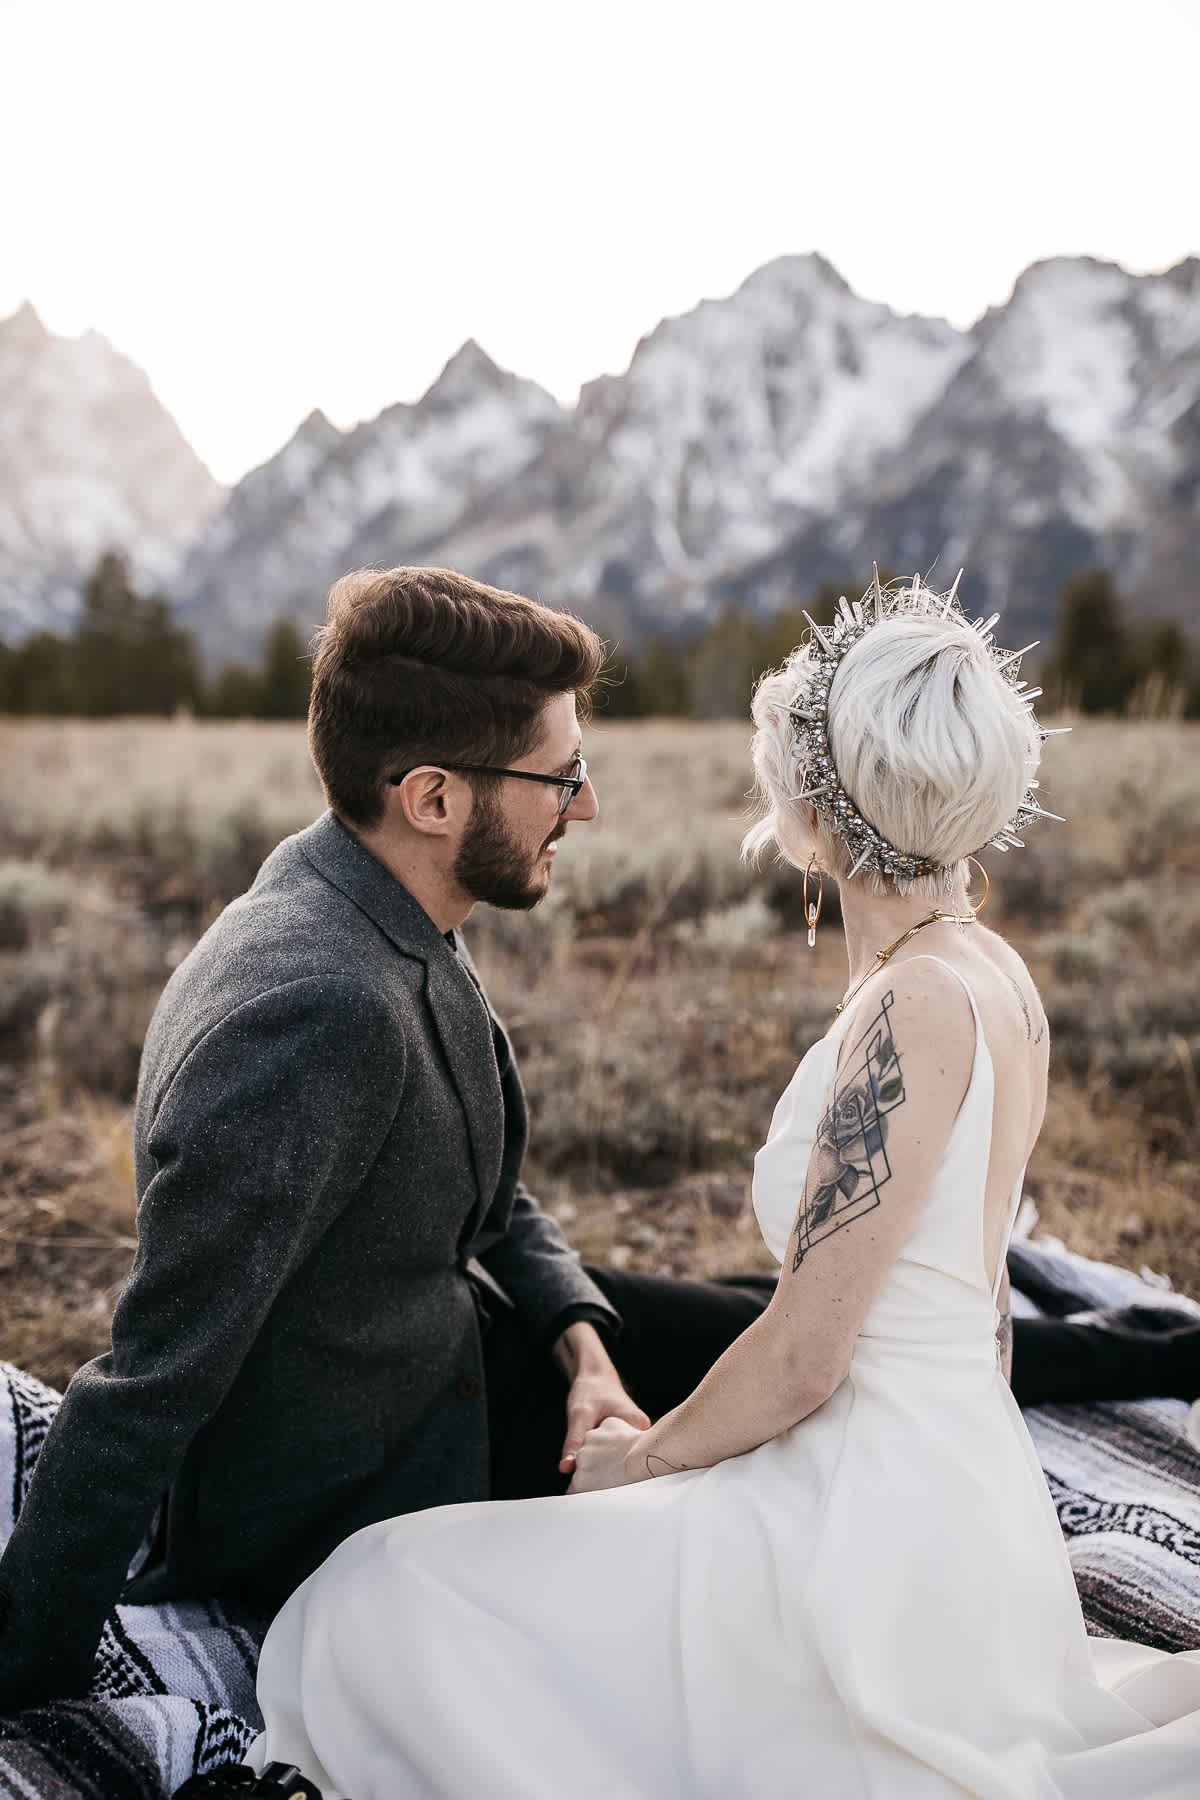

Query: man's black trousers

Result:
[485,1265,1200,1501]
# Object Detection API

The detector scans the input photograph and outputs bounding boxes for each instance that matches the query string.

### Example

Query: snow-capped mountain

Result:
[6,254,1198,665]
[728,257,1200,639]
[175,254,972,662]
[0,304,223,641]
[544,255,968,618]
[175,252,1197,665]
[173,342,565,665]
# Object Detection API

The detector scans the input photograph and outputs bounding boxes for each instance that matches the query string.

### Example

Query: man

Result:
[0,566,1193,1713]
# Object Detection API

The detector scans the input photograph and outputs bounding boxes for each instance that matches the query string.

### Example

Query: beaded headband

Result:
[781,567,1067,887]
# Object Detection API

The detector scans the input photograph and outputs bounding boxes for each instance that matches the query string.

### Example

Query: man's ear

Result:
[390,767,457,837]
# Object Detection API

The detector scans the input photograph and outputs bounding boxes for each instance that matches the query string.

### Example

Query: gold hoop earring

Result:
[804,855,824,949]
[966,856,990,916]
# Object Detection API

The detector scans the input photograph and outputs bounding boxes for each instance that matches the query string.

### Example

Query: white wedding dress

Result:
[250,962,1200,1798]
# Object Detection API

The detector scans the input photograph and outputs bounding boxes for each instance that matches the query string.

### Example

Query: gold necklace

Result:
[834,910,978,1018]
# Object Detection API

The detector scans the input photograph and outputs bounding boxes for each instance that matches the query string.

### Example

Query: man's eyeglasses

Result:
[389,754,587,816]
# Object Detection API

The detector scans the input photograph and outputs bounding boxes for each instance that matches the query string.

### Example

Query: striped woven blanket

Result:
[2,1241,1198,1799]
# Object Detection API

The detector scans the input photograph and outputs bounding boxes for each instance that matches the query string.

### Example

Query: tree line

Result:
[0,555,1194,721]
[600,568,1199,721]
[0,553,312,718]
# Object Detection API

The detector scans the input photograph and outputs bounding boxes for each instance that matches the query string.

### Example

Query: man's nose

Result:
[566,774,599,822]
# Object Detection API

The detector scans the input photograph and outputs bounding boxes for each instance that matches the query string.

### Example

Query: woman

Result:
[249,576,1200,1798]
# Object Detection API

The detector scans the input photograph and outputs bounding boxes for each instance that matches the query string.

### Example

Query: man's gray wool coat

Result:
[0,811,616,1708]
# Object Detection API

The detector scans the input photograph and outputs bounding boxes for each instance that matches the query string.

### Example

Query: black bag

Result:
[174,1762,323,1799]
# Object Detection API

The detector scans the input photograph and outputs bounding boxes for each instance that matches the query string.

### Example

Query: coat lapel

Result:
[298,813,505,1215]
[421,957,506,1241]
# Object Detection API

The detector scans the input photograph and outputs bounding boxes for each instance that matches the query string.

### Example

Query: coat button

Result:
[454,1375,481,1399]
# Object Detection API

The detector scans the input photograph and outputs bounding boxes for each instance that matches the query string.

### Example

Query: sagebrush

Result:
[1,715,1197,1385]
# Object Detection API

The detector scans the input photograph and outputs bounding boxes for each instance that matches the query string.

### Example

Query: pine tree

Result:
[1130,620,1191,718]
[0,631,78,712]
[132,596,202,714]
[594,655,643,719]
[1049,569,1138,714]
[206,663,265,717]
[72,552,201,714]
[75,551,141,713]
[635,637,691,717]
[257,619,313,718]
[688,609,769,718]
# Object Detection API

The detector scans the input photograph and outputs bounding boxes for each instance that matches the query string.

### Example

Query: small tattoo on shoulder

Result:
[1008,975,1034,1042]
[1007,974,1045,1045]
[793,991,904,1272]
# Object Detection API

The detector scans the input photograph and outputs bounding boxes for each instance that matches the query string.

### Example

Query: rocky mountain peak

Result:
[420,338,559,417]
[295,406,339,443]
[737,250,854,303]
[0,312,224,642]
[8,253,1197,669]
[174,331,567,666]
[0,300,51,355]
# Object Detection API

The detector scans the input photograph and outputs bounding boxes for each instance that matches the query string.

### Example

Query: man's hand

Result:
[552,1321,649,1477]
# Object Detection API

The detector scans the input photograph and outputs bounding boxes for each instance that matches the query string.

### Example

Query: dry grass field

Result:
[1,714,1199,1390]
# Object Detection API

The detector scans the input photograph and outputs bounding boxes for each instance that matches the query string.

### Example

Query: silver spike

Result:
[973,612,1001,637]
[783,703,820,722]
[847,846,875,879]
[945,569,964,612]
[801,612,834,653]
[1039,726,1072,737]
[870,563,884,617]
[792,782,831,801]
[994,642,1039,669]
[1025,801,1067,822]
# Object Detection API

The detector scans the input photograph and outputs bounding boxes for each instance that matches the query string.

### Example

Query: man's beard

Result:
[452,791,564,911]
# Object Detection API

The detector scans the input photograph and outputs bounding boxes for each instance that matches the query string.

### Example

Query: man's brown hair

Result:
[308,566,606,826]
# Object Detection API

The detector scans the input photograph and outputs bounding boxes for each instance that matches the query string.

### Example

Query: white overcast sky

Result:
[2,0,1196,484]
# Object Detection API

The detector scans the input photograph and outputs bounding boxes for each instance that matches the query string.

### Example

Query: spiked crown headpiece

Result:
[782,567,1066,887]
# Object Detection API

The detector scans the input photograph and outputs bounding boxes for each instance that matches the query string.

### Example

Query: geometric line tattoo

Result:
[793,990,906,1271]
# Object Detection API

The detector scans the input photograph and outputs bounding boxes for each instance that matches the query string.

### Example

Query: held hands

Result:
[566,1416,651,1494]
[552,1320,649,1485]
[558,1375,650,1483]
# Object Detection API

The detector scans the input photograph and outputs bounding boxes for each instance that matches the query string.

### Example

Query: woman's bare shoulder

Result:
[971,928,1047,1049]
[837,955,978,1083]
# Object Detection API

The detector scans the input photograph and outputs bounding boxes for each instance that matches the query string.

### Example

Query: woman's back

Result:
[900,927,1048,1292]
[841,927,1047,1284]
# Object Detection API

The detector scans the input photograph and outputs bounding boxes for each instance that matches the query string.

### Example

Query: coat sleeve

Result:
[0,975,406,1712]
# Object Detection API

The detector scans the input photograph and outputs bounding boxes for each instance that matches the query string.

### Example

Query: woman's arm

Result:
[570,965,977,1492]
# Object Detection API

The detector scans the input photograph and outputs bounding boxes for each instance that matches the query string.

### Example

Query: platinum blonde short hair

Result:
[744,583,1044,900]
